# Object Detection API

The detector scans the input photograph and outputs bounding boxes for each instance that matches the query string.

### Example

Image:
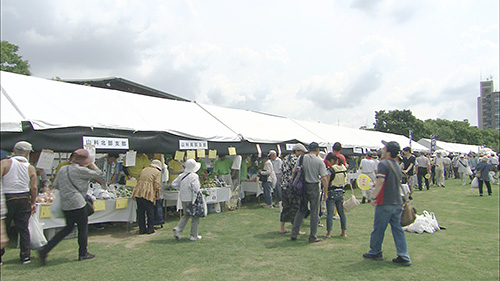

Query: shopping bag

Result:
[471,177,479,188]
[29,215,47,249]
[343,194,360,212]
[401,200,416,227]
[50,192,65,218]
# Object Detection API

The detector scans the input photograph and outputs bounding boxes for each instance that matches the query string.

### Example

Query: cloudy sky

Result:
[2,0,498,129]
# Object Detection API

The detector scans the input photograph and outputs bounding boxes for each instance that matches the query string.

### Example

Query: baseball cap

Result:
[381,140,400,156]
[14,141,33,152]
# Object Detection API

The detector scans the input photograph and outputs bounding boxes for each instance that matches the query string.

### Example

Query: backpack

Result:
[289,155,305,196]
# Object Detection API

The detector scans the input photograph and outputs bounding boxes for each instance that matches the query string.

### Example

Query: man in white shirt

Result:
[433,152,446,187]
[359,152,377,203]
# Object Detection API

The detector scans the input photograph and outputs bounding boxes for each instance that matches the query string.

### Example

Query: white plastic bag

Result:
[29,215,47,249]
[404,210,440,234]
[50,191,65,218]
[471,177,479,188]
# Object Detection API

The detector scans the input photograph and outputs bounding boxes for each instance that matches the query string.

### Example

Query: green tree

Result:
[0,41,31,75]
[373,109,425,140]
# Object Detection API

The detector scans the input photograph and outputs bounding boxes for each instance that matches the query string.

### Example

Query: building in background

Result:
[477,79,500,130]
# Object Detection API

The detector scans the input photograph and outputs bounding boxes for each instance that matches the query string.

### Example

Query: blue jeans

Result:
[263,181,273,205]
[326,198,346,231]
[369,204,411,261]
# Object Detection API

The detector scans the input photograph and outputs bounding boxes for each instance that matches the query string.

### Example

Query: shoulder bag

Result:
[388,162,416,226]
[67,167,95,216]
[181,173,206,217]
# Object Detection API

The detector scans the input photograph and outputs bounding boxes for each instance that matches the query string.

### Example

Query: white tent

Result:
[417,138,483,154]
[1,71,427,153]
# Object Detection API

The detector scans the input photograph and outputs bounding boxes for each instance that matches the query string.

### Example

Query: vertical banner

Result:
[430,135,437,154]
[409,130,413,148]
[256,144,262,158]
[276,144,282,157]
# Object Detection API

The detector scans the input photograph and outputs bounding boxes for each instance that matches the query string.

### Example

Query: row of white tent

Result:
[0,71,485,155]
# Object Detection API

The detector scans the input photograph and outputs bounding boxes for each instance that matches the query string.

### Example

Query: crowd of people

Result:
[1,139,498,268]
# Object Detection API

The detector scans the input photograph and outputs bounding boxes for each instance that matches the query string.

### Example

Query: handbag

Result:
[343,184,359,212]
[67,167,94,216]
[185,191,206,217]
[388,162,416,226]
[50,191,65,218]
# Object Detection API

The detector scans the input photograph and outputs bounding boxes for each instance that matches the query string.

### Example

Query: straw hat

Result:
[150,160,163,170]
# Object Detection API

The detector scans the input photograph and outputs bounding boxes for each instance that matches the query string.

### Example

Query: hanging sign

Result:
[83,136,129,149]
[208,150,217,159]
[36,149,55,170]
[197,149,206,158]
[179,140,208,150]
[228,147,237,156]
[186,150,196,159]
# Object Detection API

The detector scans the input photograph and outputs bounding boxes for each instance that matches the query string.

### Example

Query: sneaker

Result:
[173,228,180,240]
[189,235,202,241]
[392,256,412,266]
[22,257,31,264]
[78,253,96,261]
[363,252,384,260]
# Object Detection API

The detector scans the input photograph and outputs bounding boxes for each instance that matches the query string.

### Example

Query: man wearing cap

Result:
[213,154,234,190]
[269,150,283,207]
[0,141,37,264]
[363,141,411,266]
[290,142,329,243]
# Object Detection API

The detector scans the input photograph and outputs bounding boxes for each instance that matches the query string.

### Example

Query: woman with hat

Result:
[38,149,103,265]
[132,160,163,234]
[172,159,203,241]
[475,156,492,196]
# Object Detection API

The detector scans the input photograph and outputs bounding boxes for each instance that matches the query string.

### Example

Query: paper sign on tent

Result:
[186,150,196,159]
[36,149,55,170]
[197,149,205,158]
[125,151,137,167]
[174,150,185,161]
[208,150,217,159]
[228,147,237,156]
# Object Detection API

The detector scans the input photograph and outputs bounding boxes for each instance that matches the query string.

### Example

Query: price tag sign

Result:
[197,149,206,158]
[115,198,129,209]
[228,147,237,156]
[39,205,52,218]
[126,180,137,187]
[208,150,217,159]
[93,200,106,212]
[174,150,185,161]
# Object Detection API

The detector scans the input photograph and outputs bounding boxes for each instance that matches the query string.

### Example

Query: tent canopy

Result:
[1,71,427,154]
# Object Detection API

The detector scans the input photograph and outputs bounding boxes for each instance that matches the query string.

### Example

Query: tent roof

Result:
[417,138,482,154]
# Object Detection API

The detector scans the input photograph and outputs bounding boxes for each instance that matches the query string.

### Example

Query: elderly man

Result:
[290,142,329,243]
[363,141,411,266]
[269,150,283,207]
[0,141,37,264]
[433,152,446,187]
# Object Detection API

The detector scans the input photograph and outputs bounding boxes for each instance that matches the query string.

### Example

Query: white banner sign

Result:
[179,140,208,150]
[286,144,296,151]
[83,136,129,149]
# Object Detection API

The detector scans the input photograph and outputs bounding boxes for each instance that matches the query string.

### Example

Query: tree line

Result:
[373,109,499,151]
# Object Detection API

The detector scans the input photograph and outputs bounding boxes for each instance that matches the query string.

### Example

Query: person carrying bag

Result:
[38,149,104,266]
[172,159,204,241]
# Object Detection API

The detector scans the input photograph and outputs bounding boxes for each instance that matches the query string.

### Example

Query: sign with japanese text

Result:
[83,136,129,149]
[179,140,208,150]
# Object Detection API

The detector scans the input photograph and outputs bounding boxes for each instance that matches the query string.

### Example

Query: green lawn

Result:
[1,178,499,280]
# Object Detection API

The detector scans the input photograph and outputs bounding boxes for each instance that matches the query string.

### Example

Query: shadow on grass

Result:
[148,238,190,245]
[341,259,396,271]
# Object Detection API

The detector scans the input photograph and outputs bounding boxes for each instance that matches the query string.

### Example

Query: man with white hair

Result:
[0,141,37,264]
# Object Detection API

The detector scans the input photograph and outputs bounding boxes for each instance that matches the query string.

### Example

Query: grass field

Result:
[1,178,499,280]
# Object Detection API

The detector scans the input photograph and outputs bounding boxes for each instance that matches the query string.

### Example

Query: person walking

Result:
[290,142,329,243]
[457,155,469,186]
[38,149,104,265]
[323,153,347,238]
[279,143,307,234]
[475,157,492,196]
[132,160,162,234]
[0,141,37,264]
[172,159,203,241]
[433,152,446,187]
[363,141,412,266]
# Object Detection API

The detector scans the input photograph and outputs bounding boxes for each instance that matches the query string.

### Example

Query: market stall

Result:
[240,181,263,199]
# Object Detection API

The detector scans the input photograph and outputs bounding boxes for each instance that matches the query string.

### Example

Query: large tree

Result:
[0,41,31,75]
[373,109,425,141]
